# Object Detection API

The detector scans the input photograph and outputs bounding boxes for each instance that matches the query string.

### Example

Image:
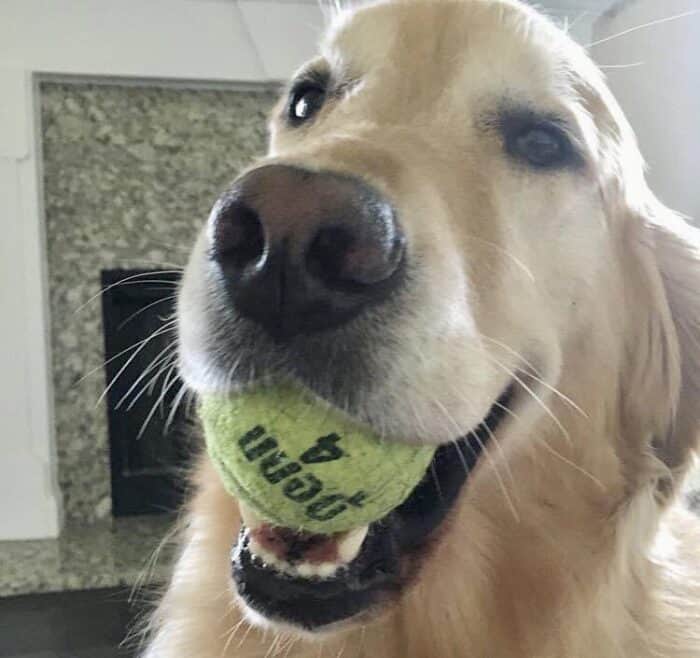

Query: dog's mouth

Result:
[231,384,514,631]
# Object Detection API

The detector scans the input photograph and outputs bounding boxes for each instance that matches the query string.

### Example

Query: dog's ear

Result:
[646,212,700,481]
[575,67,700,497]
[621,203,700,497]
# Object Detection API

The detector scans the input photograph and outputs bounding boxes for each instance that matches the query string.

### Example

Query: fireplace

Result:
[41,81,274,524]
[101,269,190,516]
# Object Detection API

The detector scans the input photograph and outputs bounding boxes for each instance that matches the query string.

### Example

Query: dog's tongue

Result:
[240,503,368,579]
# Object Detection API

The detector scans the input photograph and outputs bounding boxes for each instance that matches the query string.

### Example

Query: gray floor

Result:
[0,588,147,658]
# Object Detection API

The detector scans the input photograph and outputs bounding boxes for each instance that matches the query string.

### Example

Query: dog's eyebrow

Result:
[289,60,358,99]
[499,107,576,135]
[291,61,331,90]
[479,103,587,168]
[479,101,568,131]
[477,104,572,136]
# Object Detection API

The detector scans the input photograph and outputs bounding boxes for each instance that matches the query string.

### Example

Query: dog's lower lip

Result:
[231,384,515,631]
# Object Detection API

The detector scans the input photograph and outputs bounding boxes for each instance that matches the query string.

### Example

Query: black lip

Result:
[232,385,515,630]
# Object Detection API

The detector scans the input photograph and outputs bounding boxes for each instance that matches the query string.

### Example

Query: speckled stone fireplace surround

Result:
[40,80,275,527]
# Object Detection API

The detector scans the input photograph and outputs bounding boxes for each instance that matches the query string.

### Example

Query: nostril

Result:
[306,227,356,288]
[307,225,405,290]
[211,200,266,270]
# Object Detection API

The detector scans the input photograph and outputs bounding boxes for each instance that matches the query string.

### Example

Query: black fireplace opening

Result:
[101,268,192,517]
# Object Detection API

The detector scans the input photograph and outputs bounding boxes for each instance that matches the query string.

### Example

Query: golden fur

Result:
[143,1,700,656]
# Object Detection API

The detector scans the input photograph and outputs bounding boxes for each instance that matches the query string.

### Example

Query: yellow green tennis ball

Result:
[200,384,436,535]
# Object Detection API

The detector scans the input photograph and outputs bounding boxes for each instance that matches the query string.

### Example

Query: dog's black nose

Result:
[209,165,405,339]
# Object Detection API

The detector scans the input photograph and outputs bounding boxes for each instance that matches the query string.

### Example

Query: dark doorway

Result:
[101,269,190,516]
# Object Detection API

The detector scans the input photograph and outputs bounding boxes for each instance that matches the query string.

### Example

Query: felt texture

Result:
[200,385,436,534]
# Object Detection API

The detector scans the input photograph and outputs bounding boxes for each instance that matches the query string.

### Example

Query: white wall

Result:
[0,69,62,540]
[592,0,700,219]
[0,0,326,82]
[0,0,325,540]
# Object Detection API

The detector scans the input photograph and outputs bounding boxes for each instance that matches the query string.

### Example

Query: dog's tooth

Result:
[245,522,367,581]
[293,561,339,579]
[315,562,339,578]
[249,537,280,566]
[337,525,369,564]
[295,562,315,578]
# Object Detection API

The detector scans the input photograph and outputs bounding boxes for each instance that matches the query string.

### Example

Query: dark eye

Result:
[509,123,573,169]
[288,84,326,124]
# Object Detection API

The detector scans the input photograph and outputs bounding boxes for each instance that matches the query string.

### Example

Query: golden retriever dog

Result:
[142,1,700,656]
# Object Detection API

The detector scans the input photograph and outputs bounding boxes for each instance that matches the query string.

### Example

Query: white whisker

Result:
[117,295,177,331]
[431,395,519,522]
[464,234,535,282]
[283,637,298,658]
[74,331,169,388]
[483,353,573,447]
[264,632,282,658]
[137,371,182,439]
[522,371,589,419]
[587,9,699,49]
[74,270,182,313]
[599,62,644,70]
[165,383,189,434]
[130,521,180,604]
[537,437,605,490]
[126,352,177,412]
[468,429,520,522]
[237,618,255,647]
[160,360,181,415]
[221,617,247,657]
[481,413,517,490]
[116,341,177,410]
[477,334,542,376]
[478,334,588,417]
[563,10,589,35]
[95,320,176,408]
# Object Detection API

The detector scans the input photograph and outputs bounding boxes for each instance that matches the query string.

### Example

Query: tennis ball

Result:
[200,384,436,535]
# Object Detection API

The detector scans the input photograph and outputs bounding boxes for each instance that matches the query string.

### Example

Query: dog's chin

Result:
[229,384,515,634]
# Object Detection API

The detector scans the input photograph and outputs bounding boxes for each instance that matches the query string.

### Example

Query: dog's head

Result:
[177,0,700,640]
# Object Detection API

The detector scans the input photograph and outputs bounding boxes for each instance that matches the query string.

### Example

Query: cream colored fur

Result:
[142,1,700,656]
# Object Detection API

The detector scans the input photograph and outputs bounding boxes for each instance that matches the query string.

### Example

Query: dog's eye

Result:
[288,84,326,125]
[508,123,573,169]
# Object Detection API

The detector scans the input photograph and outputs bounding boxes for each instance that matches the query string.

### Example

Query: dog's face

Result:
[176,0,670,637]
[181,0,610,440]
